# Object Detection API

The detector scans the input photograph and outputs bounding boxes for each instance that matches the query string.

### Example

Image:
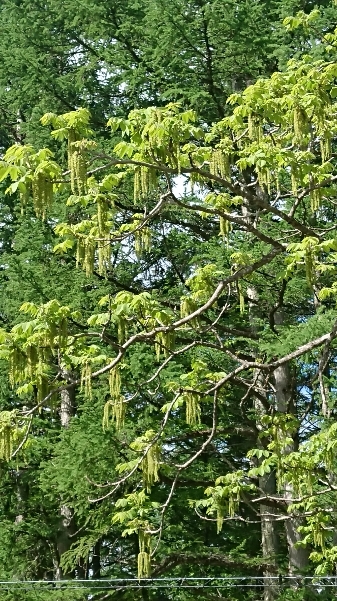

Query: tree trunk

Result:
[273,312,309,576]
[55,381,75,579]
[248,285,279,601]
[92,541,101,579]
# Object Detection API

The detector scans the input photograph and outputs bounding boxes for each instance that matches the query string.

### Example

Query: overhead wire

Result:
[0,576,336,589]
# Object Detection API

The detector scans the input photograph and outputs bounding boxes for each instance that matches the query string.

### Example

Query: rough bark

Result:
[55,380,75,580]
[248,285,279,601]
[273,312,310,575]
[92,541,101,578]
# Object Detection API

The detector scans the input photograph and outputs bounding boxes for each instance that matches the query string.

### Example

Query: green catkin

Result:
[276,173,280,194]
[138,531,151,578]
[109,367,121,399]
[320,134,332,163]
[97,197,108,237]
[97,239,111,276]
[134,227,151,258]
[133,166,157,200]
[154,331,175,360]
[247,115,263,143]
[257,168,271,193]
[219,216,230,240]
[26,345,38,379]
[305,248,315,286]
[31,174,43,217]
[293,106,307,145]
[149,167,157,191]
[0,412,15,461]
[19,184,30,214]
[134,168,141,203]
[185,392,201,426]
[31,172,53,219]
[176,143,181,174]
[237,282,245,314]
[142,443,160,492]
[37,374,48,406]
[105,368,126,429]
[248,114,254,140]
[83,238,96,276]
[154,334,161,362]
[190,171,196,195]
[112,396,125,430]
[216,502,225,534]
[117,317,127,344]
[67,128,78,170]
[70,150,87,196]
[9,347,26,386]
[97,240,110,275]
[103,396,125,431]
[81,363,92,399]
[291,171,298,197]
[97,241,104,276]
[209,149,230,179]
[76,238,85,268]
[180,297,199,328]
[47,321,57,348]
[215,490,239,532]
[310,183,321,212]
[140,166,149,197]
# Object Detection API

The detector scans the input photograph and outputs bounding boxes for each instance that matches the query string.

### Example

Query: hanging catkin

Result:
[109,366,121,399]
[138,531,151,578]
[320,134,331,163]
[237,282,245,314]
[97,196,109,236]
[117,317,127,344]
[247,114,263,143]
[9,347,25,386]
[76,237,85,268]
[185,392,201,426]
[26,345,38,379]
[134,168,141,203]
[293,106,307,145]
[180,297,199,328]
[257,168,271,194]
[142,442,160,492]
[36,374,49,406]
[310,182,322,212]
[31,172,53,219]
[0,412,15,461]
[103,396,125,431]
[70,150,87,196]
[216,497,225,534]
[134,226,151,258]
[83,238,95,276]
[219,215,231,242]
[154,331,175,360]
[97,239,111,276]
[67,128,78,170]
[209,149,230,179]
[81,362,92,399]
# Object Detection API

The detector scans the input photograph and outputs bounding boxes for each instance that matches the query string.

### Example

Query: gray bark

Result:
[248,285,279,601]
[273,312,309,575]
[55,380,75,579]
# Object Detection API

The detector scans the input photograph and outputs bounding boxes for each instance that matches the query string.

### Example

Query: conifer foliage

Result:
[2,3,337,601]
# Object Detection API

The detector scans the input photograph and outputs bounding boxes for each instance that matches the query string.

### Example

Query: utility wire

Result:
[0,576,336,589]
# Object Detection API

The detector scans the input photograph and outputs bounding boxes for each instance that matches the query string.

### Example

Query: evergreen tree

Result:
[1,3,337,601]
